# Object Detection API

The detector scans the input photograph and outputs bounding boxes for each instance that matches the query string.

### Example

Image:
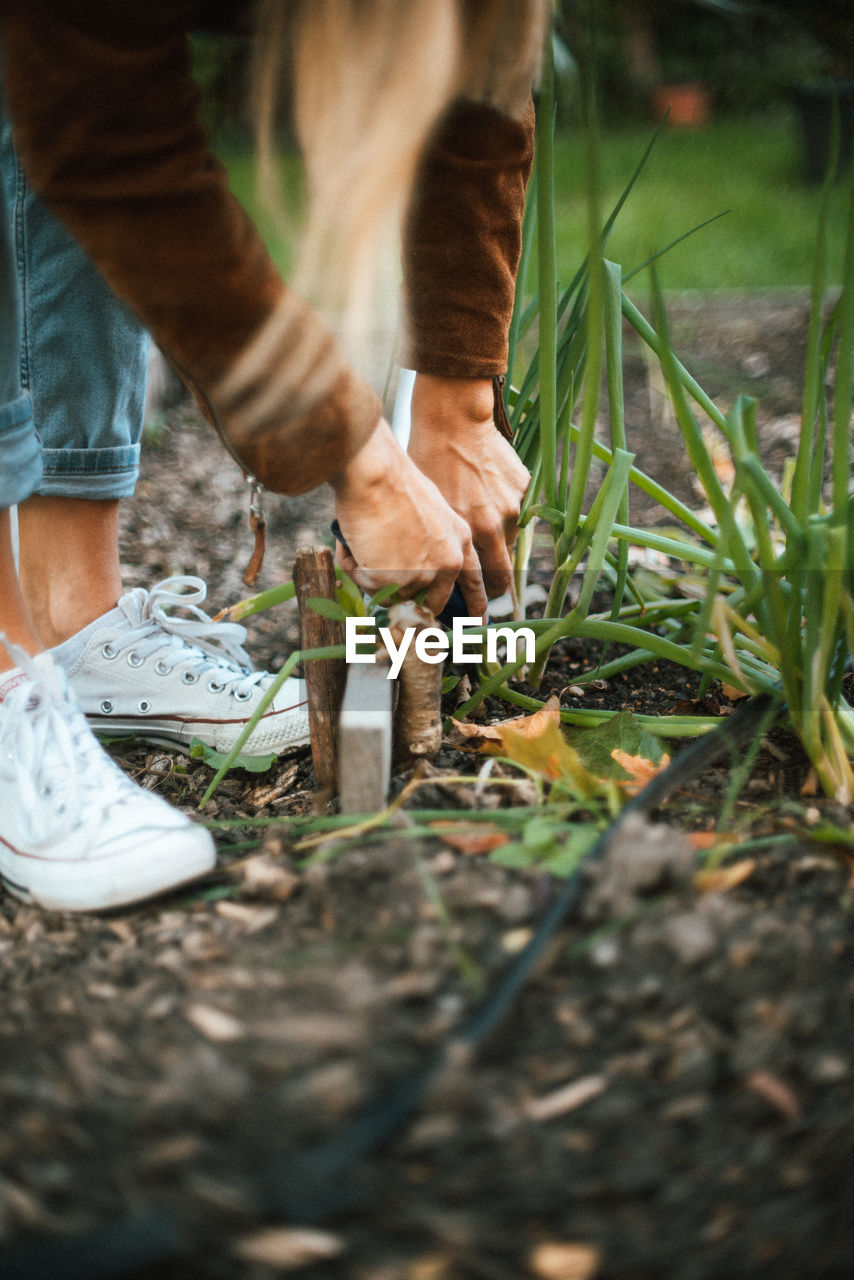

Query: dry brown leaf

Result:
[800,767,819,797]
[695,858,756,893]
[451,696,562,754]
[721,682,749,702]
[428,822,510,856]
[687,831,725,850]
[233,1226,343,1269]
[610,748,671,794]
[529,1241,602,1280]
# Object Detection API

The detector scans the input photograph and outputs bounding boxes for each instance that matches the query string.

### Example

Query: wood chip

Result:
[233,1226,343,1269]
[501,927,533,954]
[141,1135,203,1169]
[407,1255,455,1280]
[185,1003,245,1043]
[0,1178,44,1228]
[529,1241,602,1280]
[85,982,121,1001]
[525,1075,608,1123]
[253,1013,363,1049]
[107,919,137,945]
[246,764,300,809]
[239,854,300,900]
[215,901,279,933]
[745,1069,799,1119]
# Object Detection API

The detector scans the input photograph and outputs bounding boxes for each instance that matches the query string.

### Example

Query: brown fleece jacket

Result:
[403,96,536,379]
[0,1,535,497]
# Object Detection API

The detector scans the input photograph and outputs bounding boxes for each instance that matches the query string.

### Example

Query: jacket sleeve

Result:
[401,95,536,379]
[0,0,381,496]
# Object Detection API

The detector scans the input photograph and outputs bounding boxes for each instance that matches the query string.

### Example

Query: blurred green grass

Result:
[221,111,848,292]
[551,113,848,289]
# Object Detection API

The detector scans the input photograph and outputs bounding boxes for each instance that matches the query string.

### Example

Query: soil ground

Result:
[2,295,853,1280]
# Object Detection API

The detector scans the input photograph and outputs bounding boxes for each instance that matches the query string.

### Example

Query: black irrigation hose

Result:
[1,691,781,1279]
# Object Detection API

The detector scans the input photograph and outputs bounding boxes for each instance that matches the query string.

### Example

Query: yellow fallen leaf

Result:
[610,748,671,794]
[694,857,756,893]
[454,697,602,796]
[500,718,601,794]
[451,696,562,754]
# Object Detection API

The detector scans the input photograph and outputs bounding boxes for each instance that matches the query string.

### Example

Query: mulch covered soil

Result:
[2,296,853,1280]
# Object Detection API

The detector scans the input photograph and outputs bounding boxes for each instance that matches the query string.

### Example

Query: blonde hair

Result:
[252,0,548,341]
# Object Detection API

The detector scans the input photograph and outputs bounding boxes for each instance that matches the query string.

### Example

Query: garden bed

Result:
[1,295,852,1280]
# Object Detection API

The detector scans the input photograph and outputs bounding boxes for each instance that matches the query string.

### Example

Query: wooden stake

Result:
[293,546,345,791]
[337,662,394,813]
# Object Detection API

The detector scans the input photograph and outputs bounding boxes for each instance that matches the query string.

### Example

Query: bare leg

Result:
[0,508,44,671]
[17,496,122,648]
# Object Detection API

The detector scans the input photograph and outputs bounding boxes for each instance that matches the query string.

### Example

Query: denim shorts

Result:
[0,68,149,510]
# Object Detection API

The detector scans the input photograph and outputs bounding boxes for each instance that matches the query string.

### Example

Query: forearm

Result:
[0,0,381,495]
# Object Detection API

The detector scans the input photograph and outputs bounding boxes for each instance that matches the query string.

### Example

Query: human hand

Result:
[407,374,530,599]
[329,419,488,620]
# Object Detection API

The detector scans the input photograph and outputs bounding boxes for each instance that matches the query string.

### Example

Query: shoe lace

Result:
[0,649,133,848]
[108,576,270,697]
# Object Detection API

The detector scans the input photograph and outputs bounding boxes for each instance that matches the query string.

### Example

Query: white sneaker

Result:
[0,652,216,911]
[52,576,310,758]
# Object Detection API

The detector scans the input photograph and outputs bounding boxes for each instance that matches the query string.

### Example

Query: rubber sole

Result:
[0,824,216,912]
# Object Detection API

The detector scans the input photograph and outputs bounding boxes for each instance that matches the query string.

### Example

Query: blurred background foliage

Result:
[190,1,853,288]
[558,0,854,122]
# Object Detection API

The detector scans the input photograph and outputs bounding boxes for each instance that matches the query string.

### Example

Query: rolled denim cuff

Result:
[0,389,42,508]
[37,442,141,499]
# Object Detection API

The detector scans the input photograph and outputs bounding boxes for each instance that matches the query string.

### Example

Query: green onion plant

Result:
[491,9,854,800]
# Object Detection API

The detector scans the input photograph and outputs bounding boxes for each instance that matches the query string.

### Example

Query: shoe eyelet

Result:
[154,660,170,676]
[138,699,151,714]
[207,679,225,694]
[100,699,113,714]
[182,671,199,685]
[233,688,253,702]
[127,651,144,668]
[101,643,117,660]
